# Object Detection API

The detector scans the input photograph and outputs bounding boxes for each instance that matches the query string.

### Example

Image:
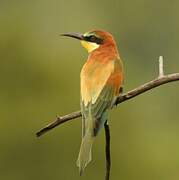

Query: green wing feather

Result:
[83,85,115,136]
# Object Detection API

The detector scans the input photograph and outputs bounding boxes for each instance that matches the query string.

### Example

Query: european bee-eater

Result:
[62,30,124,175]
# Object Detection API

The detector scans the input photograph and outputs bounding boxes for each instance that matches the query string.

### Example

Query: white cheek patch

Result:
[81,41,100,53]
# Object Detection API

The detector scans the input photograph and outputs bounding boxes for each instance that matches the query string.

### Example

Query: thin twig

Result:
[159,56,164,77]
[104,122,111,180]
[36,72,179,137]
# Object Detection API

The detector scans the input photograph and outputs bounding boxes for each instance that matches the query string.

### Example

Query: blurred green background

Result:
[0,0,179,180]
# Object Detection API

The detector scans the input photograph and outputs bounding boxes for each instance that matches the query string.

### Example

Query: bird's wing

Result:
[81,59,123,136]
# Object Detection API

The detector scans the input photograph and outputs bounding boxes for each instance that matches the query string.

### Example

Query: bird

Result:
[61,30,124,175]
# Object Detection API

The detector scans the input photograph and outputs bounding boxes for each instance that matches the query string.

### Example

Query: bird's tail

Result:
[76,131,94,175]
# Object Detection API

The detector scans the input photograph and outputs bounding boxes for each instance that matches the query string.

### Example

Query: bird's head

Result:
[61,30,116,53]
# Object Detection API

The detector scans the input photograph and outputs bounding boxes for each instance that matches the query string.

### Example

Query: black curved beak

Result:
[61,32,84,40]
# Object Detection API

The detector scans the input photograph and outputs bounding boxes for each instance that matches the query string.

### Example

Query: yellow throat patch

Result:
[81,40,99,53]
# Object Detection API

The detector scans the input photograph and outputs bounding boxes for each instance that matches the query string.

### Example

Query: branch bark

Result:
[36,72,179,137]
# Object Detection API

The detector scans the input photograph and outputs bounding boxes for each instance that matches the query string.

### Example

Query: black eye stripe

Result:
[84,35,103,44]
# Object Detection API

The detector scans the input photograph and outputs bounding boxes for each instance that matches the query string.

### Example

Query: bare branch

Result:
[36,72,179,137]
[36,73,179,137]
[36,58,179,137]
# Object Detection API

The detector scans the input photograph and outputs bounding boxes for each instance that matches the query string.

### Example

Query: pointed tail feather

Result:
[76,132,94,175]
